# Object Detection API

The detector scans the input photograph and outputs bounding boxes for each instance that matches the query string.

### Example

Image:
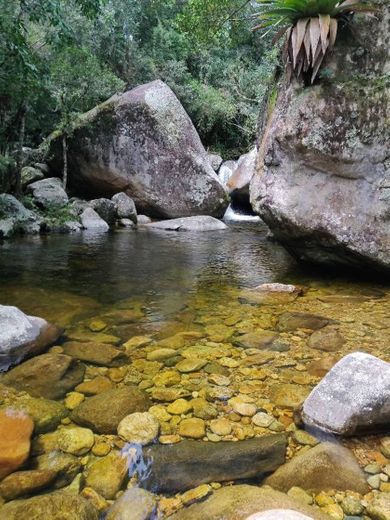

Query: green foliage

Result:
[255,0,375,83]
[0,154,16,193]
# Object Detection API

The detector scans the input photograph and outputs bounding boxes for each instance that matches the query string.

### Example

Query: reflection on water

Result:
[0,224,389,518]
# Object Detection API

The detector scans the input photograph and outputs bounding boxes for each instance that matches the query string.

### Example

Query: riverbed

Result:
[0,223,389,518]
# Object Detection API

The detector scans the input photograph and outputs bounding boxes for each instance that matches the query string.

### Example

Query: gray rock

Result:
[250,1,389,272]
[143,434,286,493]
[145,216,227,232]
[118,218,136,228]
[46,80,228,218]
[169,485,329,520]
[69,198,90,216]
[90,198,117,224]
[264,442,369,494]
[1,353,85,400]
[137,215,152,225]
[302,352,390,435]
[27,178,68,208]
[33,162,50,175]
[219,160,238,188]
[106,487,157,520]
[80,207,109,232]
[21,166,44,187]
[0,218,15,238]
[0,305,62,371]
[112,192,137,223]
[227,147,257,209]
[208,153,223,172]
[0,491,98,520]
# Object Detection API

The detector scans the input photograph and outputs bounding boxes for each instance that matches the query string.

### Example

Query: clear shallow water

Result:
[0,223,389,518]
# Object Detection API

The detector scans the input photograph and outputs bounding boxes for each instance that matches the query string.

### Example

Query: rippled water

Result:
[0,223,389,518]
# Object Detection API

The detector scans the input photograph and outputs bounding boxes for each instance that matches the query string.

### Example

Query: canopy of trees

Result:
[0,0,276,188]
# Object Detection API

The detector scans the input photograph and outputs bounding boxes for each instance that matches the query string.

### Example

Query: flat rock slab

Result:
[143,434,287,493]
[62,341,128,367]
[1,353,85,400]
[302,352,390,435]
[264,441,369,494]
[146,216,227,232]
[169,485,329,520]
[277,313,332,332]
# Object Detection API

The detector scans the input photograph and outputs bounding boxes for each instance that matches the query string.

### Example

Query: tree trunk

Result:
[15,101,27,198]
[62,134,68,191]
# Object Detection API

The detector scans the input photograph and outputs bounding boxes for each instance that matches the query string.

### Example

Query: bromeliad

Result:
[254,0,376,83]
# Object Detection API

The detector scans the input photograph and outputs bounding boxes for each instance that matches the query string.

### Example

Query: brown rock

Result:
[308,327,346,352]
[1,354,85,400]
[0,469,57,501]
[277,313,332,332]
[270,384,311,410]
[85,451,128,499]
[71,386,151,434]
[179,418,206,439]
[0,409,34,480]
[265,442,369,494]
[75,376,113,395]
[62,342,128,367]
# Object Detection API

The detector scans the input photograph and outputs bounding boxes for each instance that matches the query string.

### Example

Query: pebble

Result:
[287,486,313,505]
[147,348,177,361]
[230,401,257,417]
[208,374,231,386]
[367,474,381,489]
[158,435,181,444]
[92,441,111,457]
[149,405,172,423]
[341,496,364,515]
[365,463,381,474]
[252,412,274,428]
[210,418,232,436]
[65,392,85,410]
[167,399,193,415]
[180,484,212,505]
[153,370,181,387]
[178,418,206,439]
[57,426,95,456]
[117,412,159,445]
[293,429,319,446]
[176,359,207,373]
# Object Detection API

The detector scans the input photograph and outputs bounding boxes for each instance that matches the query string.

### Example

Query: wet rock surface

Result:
[47,80,228,218]
[146,216,227,232]
[143,435,287,492]
[302,352,390,435]
[71,386,151,433]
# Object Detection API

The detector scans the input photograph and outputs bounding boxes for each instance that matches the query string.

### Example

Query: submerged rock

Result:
[0,409,34,480]
[169,485,329,520]
[143,434,287,492]
[277,312,332,332]
[106,488,157,520]
[1,353,85,400]
[0,491,99,520]
[71,386,151,434]
[46,80,227,218]
[0,305,62,371]
[302,352,390,435]
[264,442,369,494]
[84,451,128,499]
[0,469,57,501]
[33,451,81,489]
[250,1,390,272]
[62,341,128,367]
[117,412,159,445]
[145,216,227,232]
[27,178,68,208]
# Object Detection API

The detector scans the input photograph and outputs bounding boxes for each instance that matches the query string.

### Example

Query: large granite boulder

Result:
[0,305,62,371]
[302,352,390,435]
[0,194,42,238]
[143,434,286,493]
[251,0,390,272]
[46,80,228,218]
[227,147,257,211]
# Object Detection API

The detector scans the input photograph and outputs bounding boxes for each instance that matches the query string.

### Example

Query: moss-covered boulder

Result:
[46,80,228,219]
[251,0,389,272]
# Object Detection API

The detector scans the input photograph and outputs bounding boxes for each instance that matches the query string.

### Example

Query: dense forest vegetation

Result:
[0,0,277,188]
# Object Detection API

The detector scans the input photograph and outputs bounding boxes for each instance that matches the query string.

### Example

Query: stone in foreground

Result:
[143,434,286,492]
[0,305,62,371]
[0,491,99,520]
[302,352,390,435]
[106,488,157,520]
[246,511,314,520]
[264,442,369,494]
[0,409,34,480]
[169,485,329,520]
[145,216,227,232]
[47,80,228,218]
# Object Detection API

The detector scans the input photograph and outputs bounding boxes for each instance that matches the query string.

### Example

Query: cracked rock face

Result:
[251,0,390,272]
[47,80,228,219]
